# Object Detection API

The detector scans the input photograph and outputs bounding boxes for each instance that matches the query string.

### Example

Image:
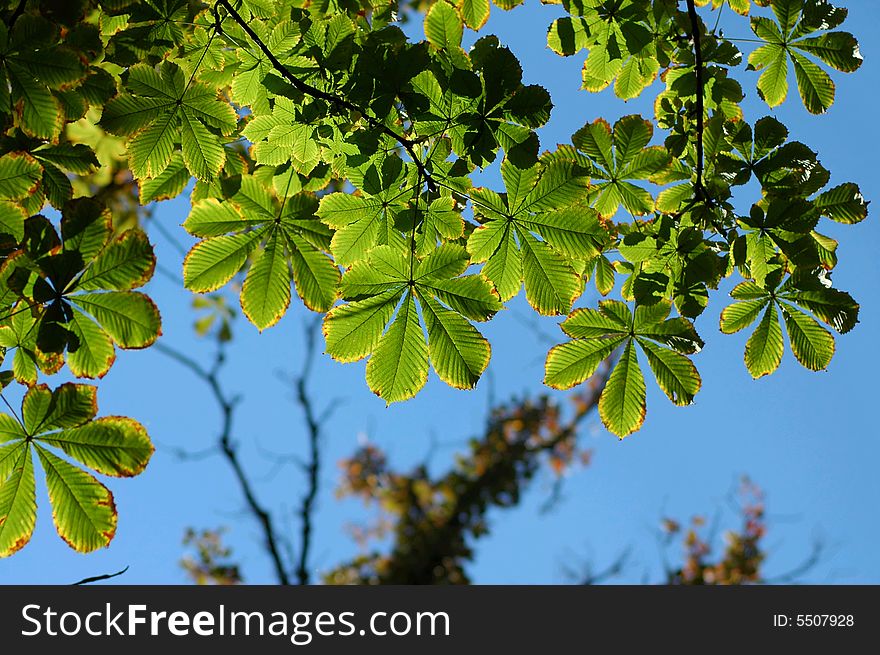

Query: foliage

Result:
[0,0,867,557]
[663,476,767,585]
[181,527,243,584]
[327,369,605,584]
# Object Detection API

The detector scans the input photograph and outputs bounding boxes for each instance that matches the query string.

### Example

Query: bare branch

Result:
[292,318,326,585]
[579,549,631,585]
[764,540,826,584]
[155,340,292,585]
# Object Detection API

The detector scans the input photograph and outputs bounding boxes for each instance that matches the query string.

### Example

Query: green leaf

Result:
[39,417,153,478]
[0,153,42,199]
[26,383,97,433]
[180,110,226,181]
[547,17,590,57]
[138,153,190,204]
[183,231,264,293]
[77,230,156,292]
[0,201,26,241]
[459,0,490,30]
[637,338,701,406]
[0,446,36,557]
[241,230,292,330]
[751,43,789,107]
[813,183,868,224]
[470,223,521,300]
[70,292,161,348]
[128,111,177,179]
[0,383,153,555]
[41,163,73,209]
[36,445,116,553]
[780,286,858,334]
[66,311,116,379]
[184,199,264,238]
[519,230,582,315]
[744,304,784,378]
[421,294,491,390]
[720,298,768,334]
[32,143,99,175]
[324,288,404,363]
[365,293,429,403]
[286,231,339,313]
[749,0,862,113]
[598,341,646,438]
[791,51,835,114]
[425,1,464,51]
[544,336,622,389]
[7,64,63,140]
[779,301,835,371]
[560,304,630,339]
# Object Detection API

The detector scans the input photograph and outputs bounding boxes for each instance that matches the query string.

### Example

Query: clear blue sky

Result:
[2,1,879,584]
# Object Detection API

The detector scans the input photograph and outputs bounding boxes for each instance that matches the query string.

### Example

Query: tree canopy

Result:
[0,0,867,557]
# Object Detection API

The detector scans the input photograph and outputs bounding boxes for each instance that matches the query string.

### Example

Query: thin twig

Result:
[72,566,129,585]
[764,540,826,584]
[579,548,631,585]
[154,340,292,585]
[292,319,326,585]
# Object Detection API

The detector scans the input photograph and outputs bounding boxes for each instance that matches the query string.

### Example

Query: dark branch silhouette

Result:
[72,566,129,586]
[155,340,291,585]
[282,318,338,585]
[685,0,706,195]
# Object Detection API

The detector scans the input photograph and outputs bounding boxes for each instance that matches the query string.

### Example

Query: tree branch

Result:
[72,566,129,585]
[4,0,27,30]
[213,0,437,193]
[763,540,826,584]
[685,0,706,195]
[292,319,325,585]
[155,340,292,585]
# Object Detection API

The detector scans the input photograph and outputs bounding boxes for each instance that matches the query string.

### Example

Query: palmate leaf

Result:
[242,96,321,173]
[555,115,672,219]
[100,60,237,181]
[323,244,501,403]
[403,36,552,168]
[0,201,161,379]
[748,0,862,113]
[0,383,153,556]
[720,272,855,378]
[184,176,340,329]
[0,17,89,141]
[735,197,820,285]
[467,157,605,315]
[316,153,410,267]
[545,299,702,436]
[547,0,659,100]
[616,216,724,319]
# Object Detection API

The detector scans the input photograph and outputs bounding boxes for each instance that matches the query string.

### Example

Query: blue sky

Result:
[2,1,879,584]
